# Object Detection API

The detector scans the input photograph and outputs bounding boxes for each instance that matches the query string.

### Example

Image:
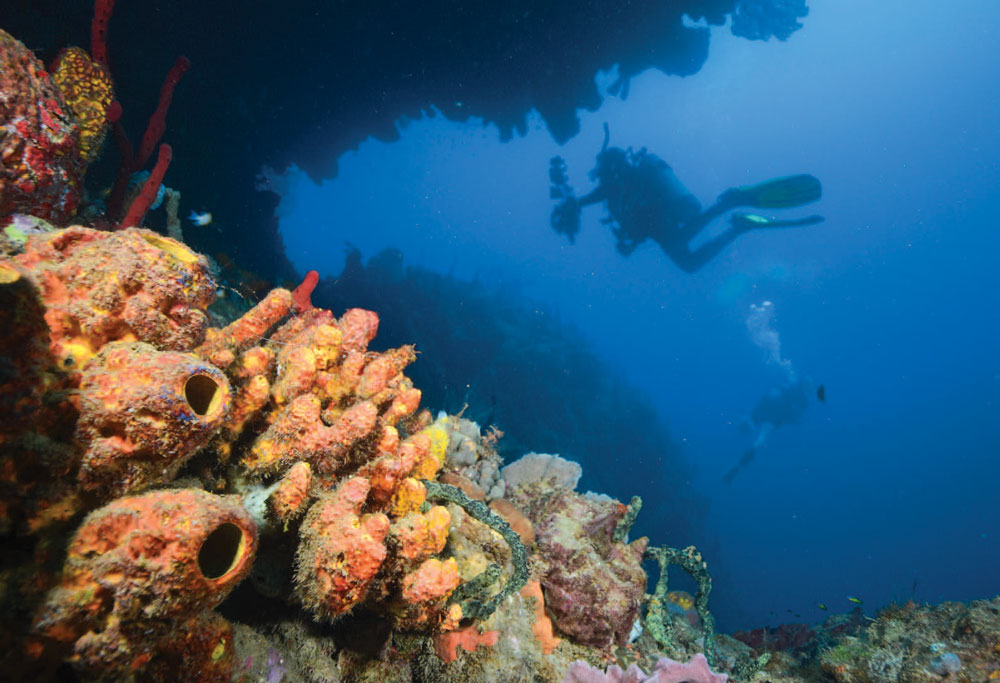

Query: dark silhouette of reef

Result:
[1,0,809,287]
[313,247,708,545]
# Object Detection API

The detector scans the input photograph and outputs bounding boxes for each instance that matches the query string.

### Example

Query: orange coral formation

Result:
[490,498,535,547]
[390,506,452,562]
[522,579,562,654]
[76,341,231,497]
[396,557,462,629]
[267,461,313,525]
[390,477,428,517]
[295,477,390,619]
[50,47,114,164]
[401,557,461,604]
[0,219,508,677]
[30,489,256,679]
[195,288,293,368]
[12,227,215,367]
[433,624,500,663]
[245,394,378,475]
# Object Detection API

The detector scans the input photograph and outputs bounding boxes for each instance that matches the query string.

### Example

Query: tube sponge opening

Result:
[185,373,224,417]
[198,522,246,580]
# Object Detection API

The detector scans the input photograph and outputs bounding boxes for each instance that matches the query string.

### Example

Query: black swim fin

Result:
[734,174,822,209]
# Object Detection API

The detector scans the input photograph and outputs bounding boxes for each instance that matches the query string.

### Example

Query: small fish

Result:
[817,384,826,402]
[848,596,863,605]
[818,603,828,611]
[188,210,213,226]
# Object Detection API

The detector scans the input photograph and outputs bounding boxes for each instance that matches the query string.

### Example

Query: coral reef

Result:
[0,30,84,225]
[1,222,994,682]
[819,598,1000,683]
[0,219,547,679]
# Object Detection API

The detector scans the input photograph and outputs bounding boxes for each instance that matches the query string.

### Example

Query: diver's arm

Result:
[577,185,608,207]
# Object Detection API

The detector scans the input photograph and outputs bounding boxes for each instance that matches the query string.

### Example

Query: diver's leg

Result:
[676,204,728,243]
[752,422,774,449]
[723,447,757,483]
[656,226,745,273]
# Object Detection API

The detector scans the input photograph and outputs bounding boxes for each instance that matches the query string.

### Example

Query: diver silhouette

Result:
[549,124,824,273]
[723,378,823,483]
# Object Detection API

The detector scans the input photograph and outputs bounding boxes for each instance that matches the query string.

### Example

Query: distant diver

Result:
[723,377,818,483]
[549,123,824,273]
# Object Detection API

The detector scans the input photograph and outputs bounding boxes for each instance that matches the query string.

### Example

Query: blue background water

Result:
[272,0,999,630]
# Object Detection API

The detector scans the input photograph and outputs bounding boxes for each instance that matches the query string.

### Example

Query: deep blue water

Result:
[272,0,999,630]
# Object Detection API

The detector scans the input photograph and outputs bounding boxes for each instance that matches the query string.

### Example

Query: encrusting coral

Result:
[0,30,86,225]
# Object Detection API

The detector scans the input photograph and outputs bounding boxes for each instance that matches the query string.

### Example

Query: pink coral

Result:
[564,654,728,683]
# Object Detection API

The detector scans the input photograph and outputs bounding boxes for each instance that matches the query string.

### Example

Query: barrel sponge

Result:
[76,341,231,497]
[31,488,257,671]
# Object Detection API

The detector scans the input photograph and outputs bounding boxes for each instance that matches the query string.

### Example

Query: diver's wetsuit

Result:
[724,379,811,483]
[553,136,822,273]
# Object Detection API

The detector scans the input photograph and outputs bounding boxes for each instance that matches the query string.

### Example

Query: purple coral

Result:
[564,653,728,683]
[533,491,648,648]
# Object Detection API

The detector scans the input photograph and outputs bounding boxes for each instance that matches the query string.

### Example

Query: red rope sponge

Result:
[90,0,116,66]
[136,56,190,170]
[292,271,320,312]
[120,144,172,228]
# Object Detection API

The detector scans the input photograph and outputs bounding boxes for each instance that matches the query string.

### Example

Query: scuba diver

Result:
[723,378,825,483]
[549,124,824,273]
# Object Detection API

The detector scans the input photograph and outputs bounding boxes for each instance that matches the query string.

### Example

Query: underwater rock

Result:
[76,341,231,497]
[30,488,257,680]
[730,0,809,42]
[532,490,649,649]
